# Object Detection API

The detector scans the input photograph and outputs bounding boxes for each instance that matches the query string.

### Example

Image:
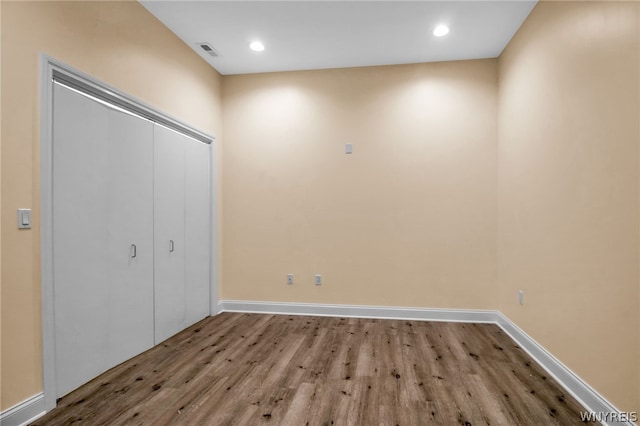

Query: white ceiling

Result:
[140,1,537,75]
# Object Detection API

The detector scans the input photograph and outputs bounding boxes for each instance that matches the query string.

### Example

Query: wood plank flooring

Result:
[33,313,593,425]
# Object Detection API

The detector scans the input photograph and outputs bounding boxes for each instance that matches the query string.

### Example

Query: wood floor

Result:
[33,313,593,425]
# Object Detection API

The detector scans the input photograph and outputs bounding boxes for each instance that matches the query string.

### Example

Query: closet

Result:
[52,81,211,398]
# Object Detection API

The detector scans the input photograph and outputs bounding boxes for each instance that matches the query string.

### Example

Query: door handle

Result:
[169,240,175,253]
[131,244,137,258]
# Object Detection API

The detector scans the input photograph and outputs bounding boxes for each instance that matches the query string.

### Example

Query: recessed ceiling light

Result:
[250,41,265,52]
[433,25,450,37]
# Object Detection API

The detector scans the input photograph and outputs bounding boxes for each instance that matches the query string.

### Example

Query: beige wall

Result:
[221,60,498,308]
[0,0,222,410]
[498,0,639,413]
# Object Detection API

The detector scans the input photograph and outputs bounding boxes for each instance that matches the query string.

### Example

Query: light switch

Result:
[18,209,31,229]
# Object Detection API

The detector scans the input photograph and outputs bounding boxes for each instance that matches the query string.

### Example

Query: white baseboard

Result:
[495,313,636,426]
[219,300,498,323]
[219,299,635,426]
[0,393,46,426]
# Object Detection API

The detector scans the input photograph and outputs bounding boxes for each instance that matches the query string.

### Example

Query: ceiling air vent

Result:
[197,42,219,57]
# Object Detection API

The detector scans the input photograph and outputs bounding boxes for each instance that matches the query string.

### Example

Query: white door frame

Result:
[39,55,218,411]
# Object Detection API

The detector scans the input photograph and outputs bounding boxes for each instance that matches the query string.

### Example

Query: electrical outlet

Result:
[287,274,294,285]
[518,290,524,305]
[315,274,322,286]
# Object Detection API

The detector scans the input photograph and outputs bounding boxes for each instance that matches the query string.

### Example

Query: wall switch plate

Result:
[518,290,524,305]
[345,143,353,154]
[287,274,294,285]
[315,274,322,286]
[17,208,31,229]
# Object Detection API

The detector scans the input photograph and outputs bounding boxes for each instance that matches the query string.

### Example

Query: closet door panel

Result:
[185,138,211,326]
[153,124,186,343]
[53,83,155,397]
[53,83,112,397]
[106,109,155,366]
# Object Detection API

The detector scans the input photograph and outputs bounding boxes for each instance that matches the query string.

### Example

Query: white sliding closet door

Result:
[153,124,187,343]
[185,138,211,326]
[106,104,155,366]
[153,124,211,342]
[52,83,154,398]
